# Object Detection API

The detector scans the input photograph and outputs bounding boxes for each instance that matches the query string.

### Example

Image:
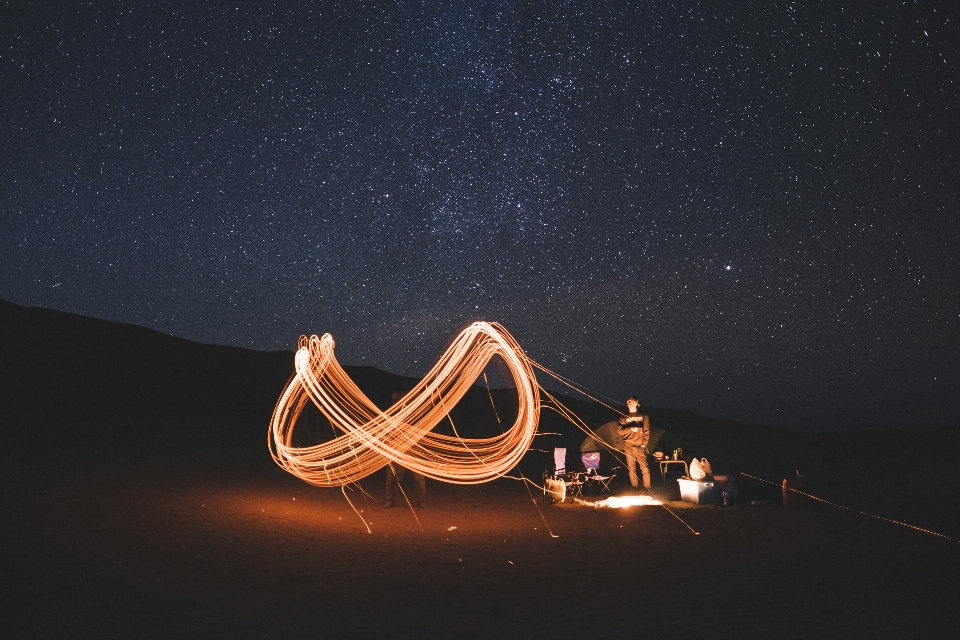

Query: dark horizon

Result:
[2,296,955,437]
[2,2,958,432]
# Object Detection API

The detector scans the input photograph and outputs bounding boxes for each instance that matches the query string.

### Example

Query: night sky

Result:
[2,1,958,432]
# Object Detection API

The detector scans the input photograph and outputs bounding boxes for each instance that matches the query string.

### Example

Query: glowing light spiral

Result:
[269,322,540,487]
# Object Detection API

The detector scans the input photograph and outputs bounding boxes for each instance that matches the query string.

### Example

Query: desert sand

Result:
[3,446,958,639]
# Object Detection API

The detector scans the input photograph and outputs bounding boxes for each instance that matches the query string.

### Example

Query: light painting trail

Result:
[269,322,540,487]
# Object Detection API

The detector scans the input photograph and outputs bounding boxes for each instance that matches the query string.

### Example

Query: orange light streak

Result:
[269,322,540,487]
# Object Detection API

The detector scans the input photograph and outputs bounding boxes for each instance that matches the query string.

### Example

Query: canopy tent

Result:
[658,430,683,456]
[580,421,667,455]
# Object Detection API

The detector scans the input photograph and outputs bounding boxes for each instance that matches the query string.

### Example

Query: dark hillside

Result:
[5,298,956,497]
[0,298,293,424]
[0,300,603,462]
[0,298,818,478]
[0,299,418,460]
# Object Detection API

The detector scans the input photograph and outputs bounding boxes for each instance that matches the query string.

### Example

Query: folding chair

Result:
[554,446,567,476]
[543,447,583,503]
[581,451,616,495]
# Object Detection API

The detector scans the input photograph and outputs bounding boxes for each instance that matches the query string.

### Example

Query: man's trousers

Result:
[624,444,651,490]
[385,463,426,505]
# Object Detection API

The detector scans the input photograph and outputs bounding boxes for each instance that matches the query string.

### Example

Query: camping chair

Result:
[543,447,583,503]
[581,451,616,495]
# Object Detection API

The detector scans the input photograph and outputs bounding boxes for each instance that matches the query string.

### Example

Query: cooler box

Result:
[677,478,719,504]
[713,474,737,505]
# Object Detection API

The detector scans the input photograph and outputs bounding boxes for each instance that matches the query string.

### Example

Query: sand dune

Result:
[2,449,958,639]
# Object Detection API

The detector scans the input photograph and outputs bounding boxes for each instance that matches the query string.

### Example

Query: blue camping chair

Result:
[581,451,616,494]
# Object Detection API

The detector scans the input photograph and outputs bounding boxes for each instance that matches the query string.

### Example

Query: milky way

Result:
[1,2,957,430]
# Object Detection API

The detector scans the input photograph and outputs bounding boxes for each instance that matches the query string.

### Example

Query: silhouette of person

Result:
[383,462,427,508]
[382,391,427,508]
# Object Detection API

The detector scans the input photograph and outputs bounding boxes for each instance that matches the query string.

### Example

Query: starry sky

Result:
[2,1,958,432]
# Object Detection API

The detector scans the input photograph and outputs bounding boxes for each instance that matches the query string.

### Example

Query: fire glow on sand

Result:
[585,495,662,508]
[269,322,540,487]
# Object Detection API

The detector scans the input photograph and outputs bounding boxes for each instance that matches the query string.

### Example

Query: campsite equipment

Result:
[657,459,689,489]
[543,447,583,503]
[581,421,623,453]
[554,447,567,475]
[714,474,736,505]
[782,477,806,507]
[581,451,616,494]
[721,487,734,506]
[690,458,705,480]
[690,458,713,481]
[678,478,718,504]
[581,421,666,455]
[544,476,567,503]
[782,470,809,506]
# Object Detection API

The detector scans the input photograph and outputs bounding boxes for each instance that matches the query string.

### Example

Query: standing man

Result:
[618,396,651,490]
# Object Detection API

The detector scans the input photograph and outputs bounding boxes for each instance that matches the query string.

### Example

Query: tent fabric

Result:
[580,421,623,453]
[646,427,666,454]
[580,421,666,455]
[658,430,683,455]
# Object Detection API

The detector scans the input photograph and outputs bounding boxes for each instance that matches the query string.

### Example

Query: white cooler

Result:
[677,478,719,504]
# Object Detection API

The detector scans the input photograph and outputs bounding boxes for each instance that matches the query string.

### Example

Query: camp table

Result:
[657,458,689,488]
